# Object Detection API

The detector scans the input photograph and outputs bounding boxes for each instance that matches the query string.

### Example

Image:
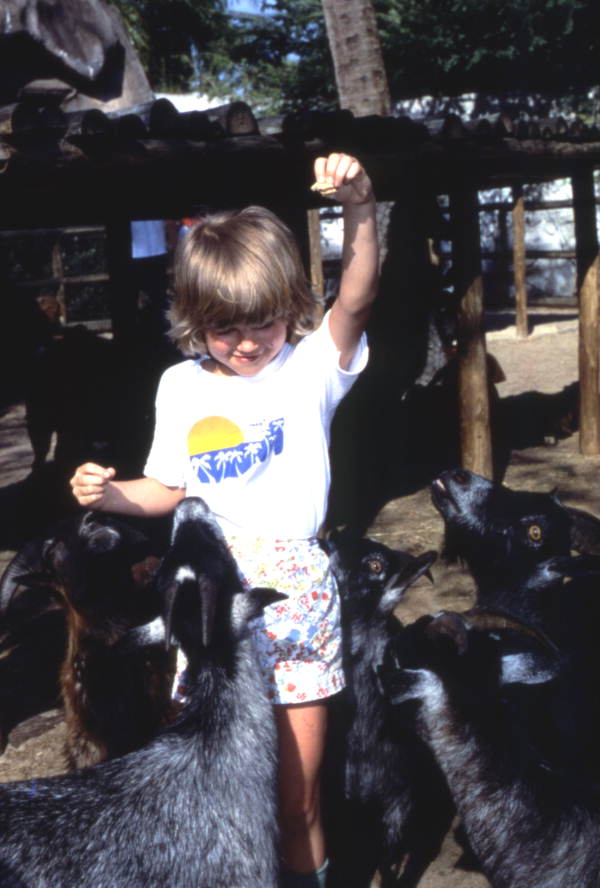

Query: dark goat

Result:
[322,530,454,887]
[0,589,65,752]
[0,523,73,751]
[430,469,600,769]
[45,511,174,768]
[0,497,283,887]
[430,467,600,632]
[0,512,174,767]
[380,608,600,888]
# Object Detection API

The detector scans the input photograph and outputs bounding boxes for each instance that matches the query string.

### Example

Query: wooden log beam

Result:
[512,184,528,339]
[572,170,600,456]
[450,184,493,479]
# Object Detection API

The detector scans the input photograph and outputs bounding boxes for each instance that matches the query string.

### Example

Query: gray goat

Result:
[0,497,283,887]
[380,607,600,888]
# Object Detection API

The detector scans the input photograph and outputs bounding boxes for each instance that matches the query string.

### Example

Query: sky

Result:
[227,0,262,11]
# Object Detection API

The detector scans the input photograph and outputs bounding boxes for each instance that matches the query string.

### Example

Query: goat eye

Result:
[368,558,385,575]
[528,524,543,542]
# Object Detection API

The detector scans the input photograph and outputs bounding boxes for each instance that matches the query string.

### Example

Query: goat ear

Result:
[232,587,287,630]
[500,649,559,686]
[566,506,600,556]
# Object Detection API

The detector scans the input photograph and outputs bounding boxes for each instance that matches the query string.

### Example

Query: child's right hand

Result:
[70,463,115,508]
[312,153,374,206]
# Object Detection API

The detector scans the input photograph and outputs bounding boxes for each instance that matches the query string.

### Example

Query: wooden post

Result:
[572,170,600,456]
[497,204,510,308]
[307,208,325,320]
[51,236,67,323]
[512,184,528,340]
[105,220,134,346]
[450,185,494,479]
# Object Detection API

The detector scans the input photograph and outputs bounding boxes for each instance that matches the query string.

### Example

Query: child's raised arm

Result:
[313,153,378,368]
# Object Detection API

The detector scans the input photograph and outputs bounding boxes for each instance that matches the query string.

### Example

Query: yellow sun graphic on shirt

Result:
[187,416,244,455]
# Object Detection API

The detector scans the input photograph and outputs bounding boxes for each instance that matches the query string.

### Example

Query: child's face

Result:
[204,318,287,377]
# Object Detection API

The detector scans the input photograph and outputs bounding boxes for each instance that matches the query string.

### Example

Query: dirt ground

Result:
[0,307,597,886]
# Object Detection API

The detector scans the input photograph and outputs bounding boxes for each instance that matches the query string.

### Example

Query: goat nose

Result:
[454,469,471,485]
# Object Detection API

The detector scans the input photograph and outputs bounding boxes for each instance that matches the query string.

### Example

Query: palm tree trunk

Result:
[321,0,391,116]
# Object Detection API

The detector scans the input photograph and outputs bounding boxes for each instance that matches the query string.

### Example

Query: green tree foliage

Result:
[110,0,599,116]
[230,0,600,115]
[224,0,336,112]
[377,0,600,111]
[110,0,232,92]
[112,0,336,112]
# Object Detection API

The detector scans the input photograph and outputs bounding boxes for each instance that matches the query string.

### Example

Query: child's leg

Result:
[276,701,328,880]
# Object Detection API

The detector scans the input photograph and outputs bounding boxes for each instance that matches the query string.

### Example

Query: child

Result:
[70,152,378,887]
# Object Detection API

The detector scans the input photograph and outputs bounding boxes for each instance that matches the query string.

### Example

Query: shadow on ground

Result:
[327,367,580,534]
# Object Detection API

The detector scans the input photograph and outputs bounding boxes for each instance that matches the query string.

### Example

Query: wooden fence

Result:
[1,190,598,331]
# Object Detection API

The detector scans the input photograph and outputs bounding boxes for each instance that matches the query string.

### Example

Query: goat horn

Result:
[461,607,559,651]
[425,611,469,654]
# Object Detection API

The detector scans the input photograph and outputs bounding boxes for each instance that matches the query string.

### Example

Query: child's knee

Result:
[279,790,320,838]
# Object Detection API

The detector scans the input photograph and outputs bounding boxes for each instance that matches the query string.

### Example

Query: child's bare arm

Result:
[70,462,185,516]
[312,153,378,368]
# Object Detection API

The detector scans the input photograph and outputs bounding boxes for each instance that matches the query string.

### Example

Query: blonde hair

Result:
[168,206,317,356]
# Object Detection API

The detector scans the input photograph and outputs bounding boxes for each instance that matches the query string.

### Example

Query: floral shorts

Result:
[172,536,345,705]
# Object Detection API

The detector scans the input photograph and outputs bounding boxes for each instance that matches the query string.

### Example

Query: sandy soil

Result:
[0,307,597,886]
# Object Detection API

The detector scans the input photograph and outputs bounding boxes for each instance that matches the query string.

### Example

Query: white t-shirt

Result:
[144,313,368,538]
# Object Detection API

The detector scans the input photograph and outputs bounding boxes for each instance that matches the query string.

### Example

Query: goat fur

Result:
[0,497,283,887]
[2,511,174,768]
[431,468,600,632]
[323,530,453,888]
[381,608,600,888]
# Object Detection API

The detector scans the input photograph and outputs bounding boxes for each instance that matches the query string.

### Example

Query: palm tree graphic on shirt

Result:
[187,416,284,483]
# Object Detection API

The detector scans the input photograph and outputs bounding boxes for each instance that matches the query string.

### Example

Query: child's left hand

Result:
[312,153,373,205]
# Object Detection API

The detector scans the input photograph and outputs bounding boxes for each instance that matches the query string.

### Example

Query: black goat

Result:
[430,469,600,772]
[45,511,174,768]
[430,467,600,632]
[0,589,65,752]
[0,496,283,887]
[322,530,454,887]
[0,512,174,768]
[380,607,600,888]
[0,524,73,751]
